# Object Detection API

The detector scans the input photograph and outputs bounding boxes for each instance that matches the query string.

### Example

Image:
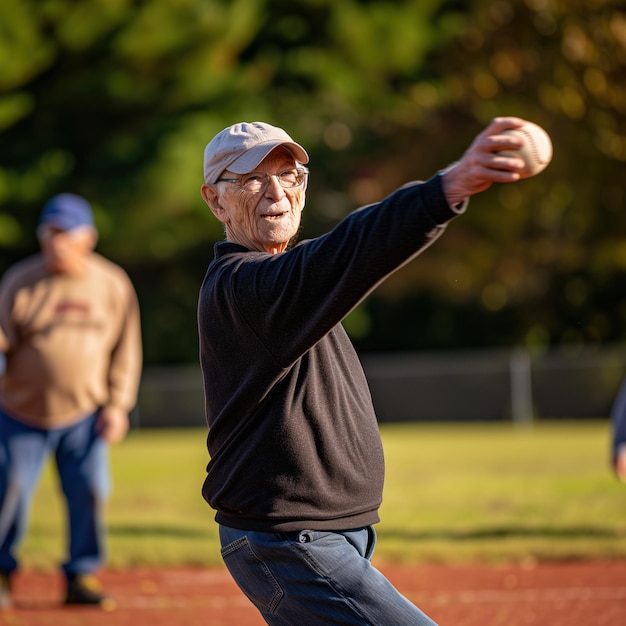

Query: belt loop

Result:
[365,525,377,560]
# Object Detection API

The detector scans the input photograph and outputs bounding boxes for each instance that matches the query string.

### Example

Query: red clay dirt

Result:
[2,560,625,625]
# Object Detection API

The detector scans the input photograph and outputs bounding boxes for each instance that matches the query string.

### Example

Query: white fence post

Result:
[510,348,534,427]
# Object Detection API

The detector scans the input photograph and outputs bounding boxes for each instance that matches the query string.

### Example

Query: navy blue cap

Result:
[38,193,95,231]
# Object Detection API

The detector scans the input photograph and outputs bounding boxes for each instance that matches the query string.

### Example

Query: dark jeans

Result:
[219,525,438,625]
[0,408,110,578]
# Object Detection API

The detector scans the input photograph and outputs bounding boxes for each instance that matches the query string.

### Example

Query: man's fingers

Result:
[96,407,129,444]
[440,116,534,205]
[482,116,526,135]
[616,454,626,482]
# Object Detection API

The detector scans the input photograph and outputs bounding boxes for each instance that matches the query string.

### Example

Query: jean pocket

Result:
[221,535,284,613]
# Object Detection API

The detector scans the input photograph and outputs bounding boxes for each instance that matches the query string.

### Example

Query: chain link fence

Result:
[133,346,626,428]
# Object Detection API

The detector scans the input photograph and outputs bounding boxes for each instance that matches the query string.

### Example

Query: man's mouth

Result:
[261,211,287,219]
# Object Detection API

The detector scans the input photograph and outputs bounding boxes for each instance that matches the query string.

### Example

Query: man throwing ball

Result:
[198,117,541,625]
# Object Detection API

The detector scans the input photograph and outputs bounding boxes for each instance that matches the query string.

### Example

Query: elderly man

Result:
[198,119,528,625]
[0,193,142,609]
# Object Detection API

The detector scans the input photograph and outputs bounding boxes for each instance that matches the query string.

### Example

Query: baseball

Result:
[501,121,553,178]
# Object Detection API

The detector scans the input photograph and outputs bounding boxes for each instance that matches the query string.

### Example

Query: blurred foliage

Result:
[0,0,625,363]
[353,0,626,353]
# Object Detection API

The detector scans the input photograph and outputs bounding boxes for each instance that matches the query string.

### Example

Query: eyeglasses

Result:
[217,167,308,193]
[37,225,93,241]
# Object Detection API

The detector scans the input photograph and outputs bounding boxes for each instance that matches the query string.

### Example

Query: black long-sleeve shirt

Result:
[198,174,464,531]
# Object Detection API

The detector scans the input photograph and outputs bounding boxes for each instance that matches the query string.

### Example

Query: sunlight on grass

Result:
[19,421,626,571]
[376,421,626,564]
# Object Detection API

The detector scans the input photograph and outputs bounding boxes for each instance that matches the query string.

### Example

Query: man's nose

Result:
[265,175,286,199]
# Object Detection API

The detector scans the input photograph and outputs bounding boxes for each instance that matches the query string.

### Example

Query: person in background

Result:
[197,118,529,625]
[0,193,142,609]
[610,376,626,481]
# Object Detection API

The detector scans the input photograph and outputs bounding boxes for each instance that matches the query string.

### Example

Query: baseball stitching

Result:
[520,127,548,165]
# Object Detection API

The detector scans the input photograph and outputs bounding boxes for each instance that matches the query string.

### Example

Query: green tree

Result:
[0,0,458,362]
[351,0,626,353]
[1,0,625,362]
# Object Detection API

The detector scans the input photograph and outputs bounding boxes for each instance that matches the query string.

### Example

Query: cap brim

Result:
[227,141,309,174]
[42,217,75,231]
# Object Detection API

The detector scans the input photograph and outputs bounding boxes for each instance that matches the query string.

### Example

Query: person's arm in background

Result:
[610,376,626,482]
[97,273,143,444]
[0,274,14,385]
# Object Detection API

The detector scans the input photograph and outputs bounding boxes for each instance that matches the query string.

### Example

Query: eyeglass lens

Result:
[241,169,306,192]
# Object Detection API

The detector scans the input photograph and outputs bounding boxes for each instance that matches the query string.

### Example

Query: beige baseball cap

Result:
[203,121,309,184]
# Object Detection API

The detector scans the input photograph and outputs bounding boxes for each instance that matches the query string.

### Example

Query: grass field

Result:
[20,420,626,571]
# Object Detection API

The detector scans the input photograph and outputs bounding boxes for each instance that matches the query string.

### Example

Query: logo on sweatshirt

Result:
[54,301,90,316]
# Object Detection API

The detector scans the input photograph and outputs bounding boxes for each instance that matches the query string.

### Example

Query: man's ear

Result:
[201,184,226,223]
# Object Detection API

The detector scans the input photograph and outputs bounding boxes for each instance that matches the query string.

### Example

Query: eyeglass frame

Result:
[36,224,95,241]
[216,167,309,192]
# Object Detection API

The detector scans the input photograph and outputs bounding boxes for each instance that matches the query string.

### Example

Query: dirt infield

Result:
[2,560,625,625]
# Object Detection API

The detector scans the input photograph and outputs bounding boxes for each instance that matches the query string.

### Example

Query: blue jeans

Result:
[0,408,110,579]
[219,525,438,626]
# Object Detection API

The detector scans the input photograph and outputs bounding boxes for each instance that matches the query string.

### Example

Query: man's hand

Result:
[615,446,626,483]
[96,406,130,444]
[441,116,528,207]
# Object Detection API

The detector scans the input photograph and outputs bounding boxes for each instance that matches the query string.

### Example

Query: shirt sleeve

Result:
[222,175,463,369]
[0,273,16,354]
[107,274,143,412]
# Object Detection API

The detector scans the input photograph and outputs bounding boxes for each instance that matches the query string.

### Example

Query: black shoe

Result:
[64,574,116,610]
[0,572,12,610]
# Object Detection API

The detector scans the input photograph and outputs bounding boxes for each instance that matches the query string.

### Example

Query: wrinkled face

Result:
[38,226,96,274]
[201,147,307,254]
